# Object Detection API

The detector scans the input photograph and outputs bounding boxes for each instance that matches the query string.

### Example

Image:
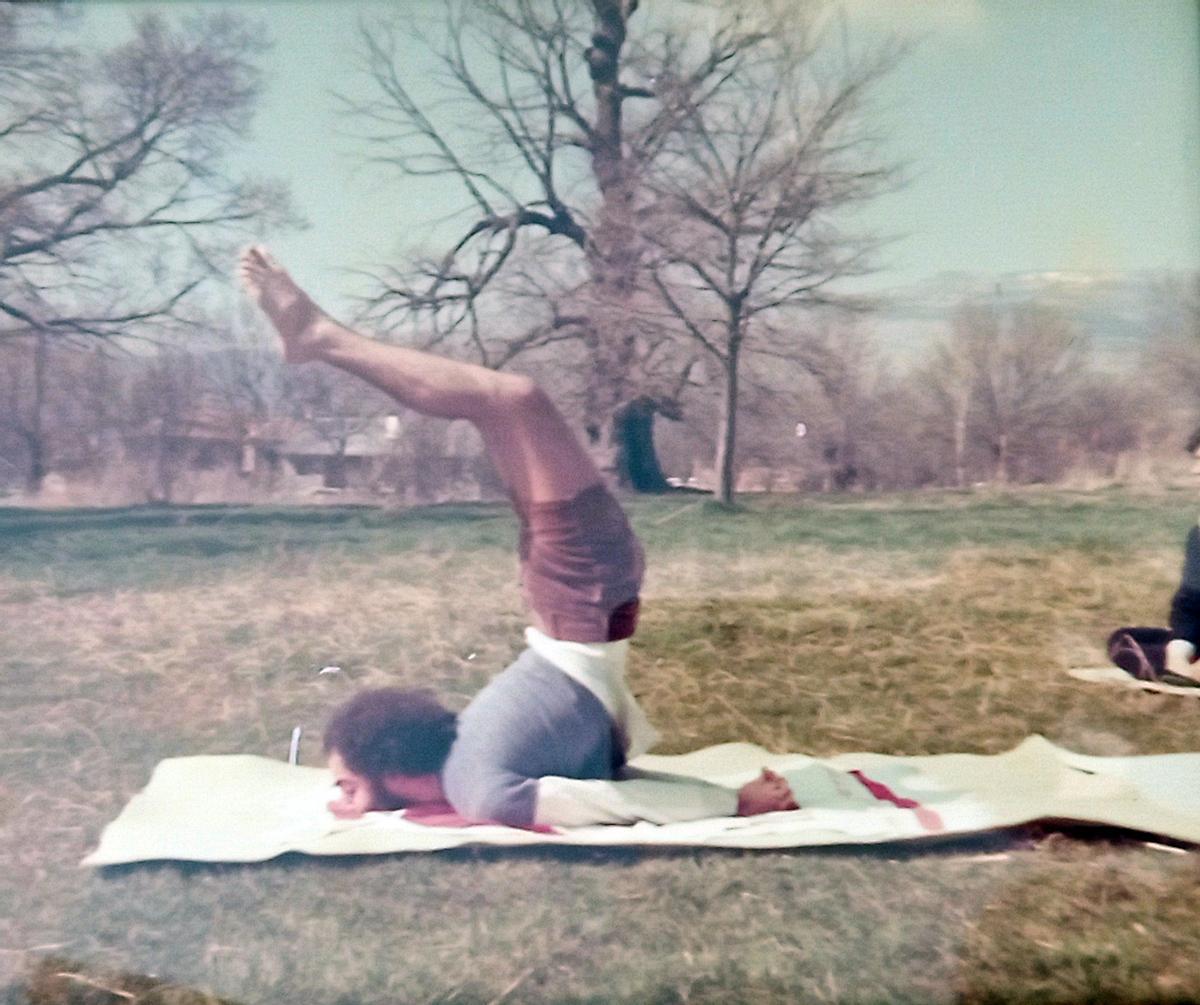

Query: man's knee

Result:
[493,373,552,416]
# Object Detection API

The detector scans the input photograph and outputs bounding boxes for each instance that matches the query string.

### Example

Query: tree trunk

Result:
[19,427,46,495]
[153,420,176,503]
[714,350,740,505]
[582,0,671,493]
[612,397,670,492]
[834,418,859,491]
[993,431,1009,484]
[24,333,48,494]
[24,436,46,495]
[952,405,967,488]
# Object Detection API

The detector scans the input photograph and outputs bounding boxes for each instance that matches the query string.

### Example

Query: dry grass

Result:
[2,490,1200,1004]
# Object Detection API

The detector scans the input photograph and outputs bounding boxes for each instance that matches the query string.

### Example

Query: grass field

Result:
[3,489,1200,1004]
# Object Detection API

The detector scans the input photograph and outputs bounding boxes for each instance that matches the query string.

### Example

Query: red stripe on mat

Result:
[849,770,944,832]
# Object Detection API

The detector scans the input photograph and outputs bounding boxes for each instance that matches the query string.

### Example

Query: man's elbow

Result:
[451,782,536,828]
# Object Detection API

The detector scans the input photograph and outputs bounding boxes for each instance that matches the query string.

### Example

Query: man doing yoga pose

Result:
[239,246,799,828]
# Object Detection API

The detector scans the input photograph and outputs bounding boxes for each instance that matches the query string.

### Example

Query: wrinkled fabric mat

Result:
[82,736,1200,865]
[1069,665,1200,696]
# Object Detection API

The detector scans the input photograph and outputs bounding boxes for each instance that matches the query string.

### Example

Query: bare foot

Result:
[237,245,326,363]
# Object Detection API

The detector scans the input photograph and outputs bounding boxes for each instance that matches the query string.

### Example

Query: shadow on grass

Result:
[89,827,1050,886]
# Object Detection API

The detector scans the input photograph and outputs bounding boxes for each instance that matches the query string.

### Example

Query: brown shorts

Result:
[514,483,644,643]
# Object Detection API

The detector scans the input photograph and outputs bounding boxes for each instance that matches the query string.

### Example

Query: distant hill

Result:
[867,269,1194,367]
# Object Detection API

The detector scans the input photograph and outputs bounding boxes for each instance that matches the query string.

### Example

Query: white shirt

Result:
[523,627,739,827]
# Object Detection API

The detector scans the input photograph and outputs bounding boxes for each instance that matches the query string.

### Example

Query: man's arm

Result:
[1167,525,1200,676]
[533,768,797,828]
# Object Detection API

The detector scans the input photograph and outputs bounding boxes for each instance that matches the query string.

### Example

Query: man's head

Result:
[323,688,457,817]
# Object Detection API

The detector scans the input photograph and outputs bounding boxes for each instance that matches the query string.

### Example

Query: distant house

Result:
[120,411,290,502]
[121,412,497,503]
[273,420,395,491]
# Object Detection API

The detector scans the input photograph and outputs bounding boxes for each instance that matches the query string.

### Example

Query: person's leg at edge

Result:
[237,245,600,507]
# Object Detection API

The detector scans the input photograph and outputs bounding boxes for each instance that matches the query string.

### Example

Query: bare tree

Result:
[0,8,294,489]
[282,367,392,489]
[125,346,207,503]
[1143,272,1200,448]
[0,334,132,494]
[789,319,888,493]
[342,0,793,489]
[643,25,900,503]
[951,298,1089,484]
[920,303,986,488]
[1063,376,1144,480]
[0,334,65,492]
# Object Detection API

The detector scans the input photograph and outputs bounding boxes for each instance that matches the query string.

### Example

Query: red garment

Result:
[514,484,644,643]
[849,770,944,832]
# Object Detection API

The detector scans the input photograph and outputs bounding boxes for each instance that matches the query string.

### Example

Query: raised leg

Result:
[238,246,600,505]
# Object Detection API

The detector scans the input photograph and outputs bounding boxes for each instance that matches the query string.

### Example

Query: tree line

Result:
[3,285,1196,500]
[2,3,1197,504]
[663,287,1198,494]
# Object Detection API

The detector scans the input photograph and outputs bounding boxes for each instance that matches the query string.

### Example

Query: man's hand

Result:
[736,768,799,816]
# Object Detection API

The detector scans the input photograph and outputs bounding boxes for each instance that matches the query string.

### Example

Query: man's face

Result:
[326,750,376,819]
[380,771,446,807]
[325,750,448,818]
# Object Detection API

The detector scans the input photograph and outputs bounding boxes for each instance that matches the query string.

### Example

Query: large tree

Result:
[0,7,294,489]
[344,0,817,490]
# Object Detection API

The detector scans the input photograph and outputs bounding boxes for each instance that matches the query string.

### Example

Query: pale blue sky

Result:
[855,0,1200,283]
[78,1,1200,317]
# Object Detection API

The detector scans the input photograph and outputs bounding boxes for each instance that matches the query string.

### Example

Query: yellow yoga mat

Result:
[83,736,1200,865]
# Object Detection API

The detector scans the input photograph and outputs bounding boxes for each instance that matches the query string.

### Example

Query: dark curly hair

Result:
[323,688,458,784]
